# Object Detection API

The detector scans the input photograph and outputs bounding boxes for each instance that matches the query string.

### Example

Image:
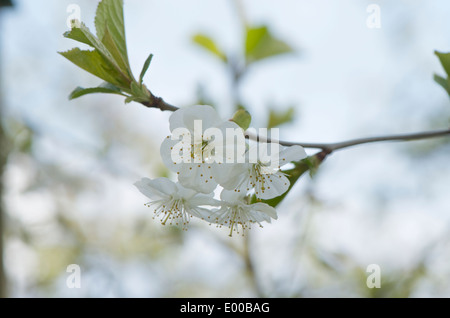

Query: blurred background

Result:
[0,0,449,297]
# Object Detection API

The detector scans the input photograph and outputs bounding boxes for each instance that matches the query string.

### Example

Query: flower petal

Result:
[220,189,246,203]
[177,163,217,194]
[175,182,199,199]
[278,145,307,165]
[249,202,278,221]
[255,172,290,200]
[187,206,215,220]
[182,105,222,132]
[134,177,177,200]
[188,195,220,207]
[246,143,259,164]
[160,137,184,172]
[213,163,249,191]
[169,106,187,132]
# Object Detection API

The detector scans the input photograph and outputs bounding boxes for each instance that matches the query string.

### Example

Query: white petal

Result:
[257,142,281,165]
[187,206,215,220]
[176,164,198,187]
[278,145,307,165]
[213,163,249,191]
[246,143,259,164]
[178,163,217,194]
[175,182,199,199]
[160,137,184,172]
[188,195,220,208]
[220,189,245,203]
[134,177,177,200]
[255,172,290,200]
[182,105,222,132]
[206,206,230,224]
[249,203,278,221]
[218,121,247,164]
[169,107,187,132]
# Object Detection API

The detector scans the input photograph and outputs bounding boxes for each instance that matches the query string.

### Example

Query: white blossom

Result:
[134,177,218,230]
[207,190,278,237]
[160,105,246,194]
[216,143,307,200]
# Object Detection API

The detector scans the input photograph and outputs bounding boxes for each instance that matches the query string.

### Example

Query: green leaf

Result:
[434,51,450,97]
[63,23,93,47]
[69,83,125,100]
[231,110,252,131]
[128,82,151,103]
[246,26,267,55]
[95,0,129,67]
[64,22,114,62]
[267,107,295,129]
[192,34,227,62]
[131,81,144,97]
[124,95,149,104]
[101,25,132,77]
[59,48,126,87]
[139,54,153,85]
[62,23,131,87]
[434,74,450,96]
[124,96,136,104]
[435,51,450,76]
[245,25,293,65]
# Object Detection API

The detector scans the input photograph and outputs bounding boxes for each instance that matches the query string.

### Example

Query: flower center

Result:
[146,197,190,230]
[222,205,252,237]
[191,138,214,162]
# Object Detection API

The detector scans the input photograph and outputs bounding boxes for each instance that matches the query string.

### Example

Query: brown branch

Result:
[246,129,450,152]
[138,98,450,152]
[141,92,179,112]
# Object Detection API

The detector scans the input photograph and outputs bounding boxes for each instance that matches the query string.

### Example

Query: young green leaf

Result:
[192,34,227,62]
[59,48,127,87]
[434,74,450,96]
[61,0,141,103]
[130,82,151,103]
[435,51,450,76]
[101,25,133,77]
[63,24,93,47]
[62,23,131,87]
[124,96,135,104]
[434,51,450,97]
[69,83,125,100]
[139,54,154,85]
[95,0,129,68]
[246,26,268,56]
[124,95,150,104]
[267,107,295,129]
[245,25,293,65]
[64,23,114,63]
[231,109,252,131]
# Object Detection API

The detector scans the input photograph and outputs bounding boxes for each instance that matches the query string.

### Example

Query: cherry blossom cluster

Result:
[135,105,307,236]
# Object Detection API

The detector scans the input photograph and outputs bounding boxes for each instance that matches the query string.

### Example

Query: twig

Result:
[141,91,179,112]
[138,97,450,152]
[246,129,450,152]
